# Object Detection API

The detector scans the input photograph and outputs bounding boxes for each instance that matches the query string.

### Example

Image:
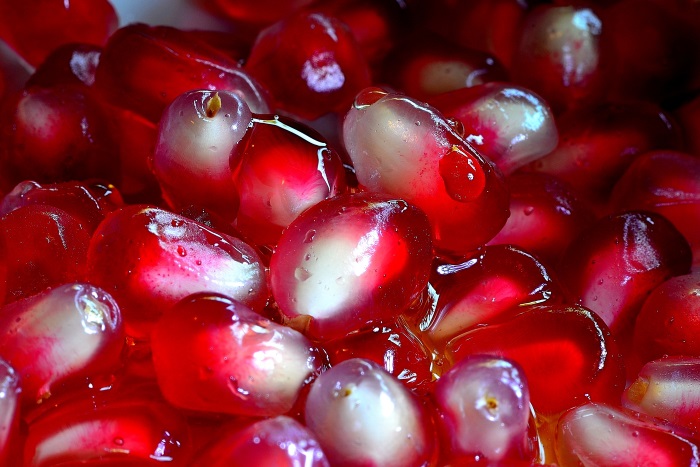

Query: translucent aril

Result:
[445,303,625,416]
[0,283,123,405]
[195,416,330,466]
[624,357,700,435]
[231,115,347,247]
[632,272,700,368]
[270,192,433,341]
[429,82,558,175]
[558,211,692,335]
[342,88,509,254]
[0,358,20,465]
[433,355,533,464]
[151,293,325,417]
[86,205,268,339]
[424,245,562,349]
[152,90,253,221]
[304,358,436,467]
[556,403,700,466]
[511,5,606,112]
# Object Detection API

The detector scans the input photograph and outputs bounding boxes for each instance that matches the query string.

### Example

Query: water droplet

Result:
[304,254,311,261]
[177,245,187,257]
[439,145,486,202]
[113,437,124,446]
[196,260,202,266]
[353,87,388,109]
[523,206,535,216]
[304,230,316,243]
[295,267,312,282]
[171,219,184,227]
[446,117,465,138]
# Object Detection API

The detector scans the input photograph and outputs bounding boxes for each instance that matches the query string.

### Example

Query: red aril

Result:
[445,303,626,417]
[151,293,325,417]
[86,205,268,339]
[27,43,102,89]
[0,359,20,465]
[270,192,433,341]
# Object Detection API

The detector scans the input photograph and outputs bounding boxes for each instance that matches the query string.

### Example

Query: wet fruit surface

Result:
[1,0,699,464]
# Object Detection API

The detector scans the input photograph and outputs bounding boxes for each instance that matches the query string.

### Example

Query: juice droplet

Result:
[439,145,487,202]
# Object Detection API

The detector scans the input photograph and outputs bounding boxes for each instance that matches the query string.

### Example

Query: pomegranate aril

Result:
[0,358,20,465]
[0,204,90,303]
[152,90,251,221]
[202,0,315,28]
[86,205,268,339]
[610,150,700,267]
[95,23,271,124]
[558,211,692,334]
[677,94,700,157]
[231,114,347,247]
[343,87,509,254]
[384,33,508,102]
[195,415,330,466]
[245,11,371,120]
[0,283,123,405]
[555,402,700,466]
[0,0,117,66]
[527,101,682,209]
[445,303,625,416]
[632,272,700,365]
[425,244,562,349]
[429,82,558,175]
[304,358,436,467]
[270,192,433,341]
[433,355,534,464]
[486,173,596,266]
[324,317,434,394]
[624,357,700,436]
[151,293,325,417]
[27,43,102,89]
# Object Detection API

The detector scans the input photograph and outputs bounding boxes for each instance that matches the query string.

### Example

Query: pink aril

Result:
[0,204,91,303]
[558,211,692,335]
[194,415,330,466]
[270,192,433,341]
[231,115,347,247]
[0,283,123,406]
[433,355,534,464]
[486,173,596,266]
[342,87,509,254]
[151,293,326,417]
[556,402,700,466]
[632,272,700,365]
[245,11,371,120]
[23,385,192,466]
[610,150,700,268]
[624,357,700,436]
[304,358,436,467]
[384,33,508,102]
[152,90,252,221]
[0,359,20,465]
[429,82,558,175]
[445,303,626,417]
[424,244,562,349]
[86,205,268,339]
[511,4,607,113]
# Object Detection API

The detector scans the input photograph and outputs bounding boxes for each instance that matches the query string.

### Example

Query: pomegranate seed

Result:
[0,283,123,405]
[151,293,325,417]
[270,192,433,341]
[305,358,436,466]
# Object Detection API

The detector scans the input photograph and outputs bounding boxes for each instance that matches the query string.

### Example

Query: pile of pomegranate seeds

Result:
[0,0,699,464]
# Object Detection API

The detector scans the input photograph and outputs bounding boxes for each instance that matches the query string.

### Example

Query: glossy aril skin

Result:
[343,87,509,254]
[0,283,123,405]
[433,355,534,464]
[0,0,117,66]
[446,303,626,416]
[151,293,325,417]
[556,403,700,466]
[231,115,347,247]
[305,358,436,467]
[152,90,251,221]
[425,244,562,349]
[270,192,433,341]
[245,12,371,120]
[558,211,692,334]
[429,82,558,175]
[195,416,330,466]
[86,205,268,338]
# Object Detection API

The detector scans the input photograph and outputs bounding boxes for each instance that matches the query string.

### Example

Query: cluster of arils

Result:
[0,0,699,465]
